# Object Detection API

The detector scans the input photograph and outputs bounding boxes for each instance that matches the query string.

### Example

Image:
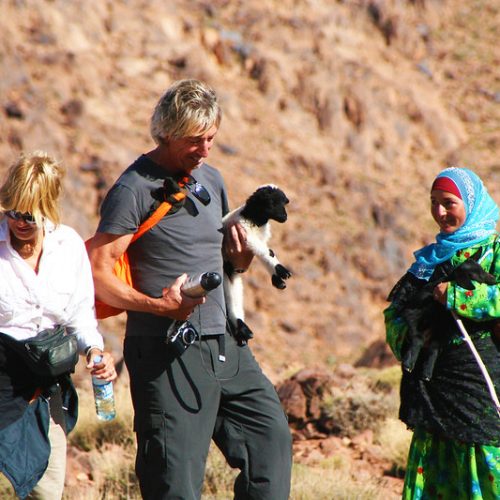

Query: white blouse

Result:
[0,218,104,353]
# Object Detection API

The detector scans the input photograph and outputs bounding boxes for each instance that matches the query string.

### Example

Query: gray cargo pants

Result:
[124,331,292,500]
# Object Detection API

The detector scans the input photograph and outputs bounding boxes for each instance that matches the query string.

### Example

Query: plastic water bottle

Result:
[92,355,116,421]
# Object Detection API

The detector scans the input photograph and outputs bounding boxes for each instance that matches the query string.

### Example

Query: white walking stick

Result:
[452,311,500,419]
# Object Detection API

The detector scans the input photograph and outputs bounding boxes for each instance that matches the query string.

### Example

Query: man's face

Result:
[164,125,218,175]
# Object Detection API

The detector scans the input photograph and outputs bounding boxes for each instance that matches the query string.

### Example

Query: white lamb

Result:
[222,184,291,342]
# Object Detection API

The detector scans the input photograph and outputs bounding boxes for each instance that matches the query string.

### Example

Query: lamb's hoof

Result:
[275,264,292,280]
[402,364,413,373]
[236,319,254,342]
[272,275,287,289]
[420,353,439,381]
[402,352,417,374]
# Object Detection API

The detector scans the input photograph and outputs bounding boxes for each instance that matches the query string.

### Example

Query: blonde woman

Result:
[0,152,116,499]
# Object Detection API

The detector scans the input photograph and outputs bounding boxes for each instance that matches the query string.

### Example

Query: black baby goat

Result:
[388,251,496,380]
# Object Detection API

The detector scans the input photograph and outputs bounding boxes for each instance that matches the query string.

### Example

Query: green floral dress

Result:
[385,235,500,500]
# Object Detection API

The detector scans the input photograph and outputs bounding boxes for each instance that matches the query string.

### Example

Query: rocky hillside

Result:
[1,0,499,376]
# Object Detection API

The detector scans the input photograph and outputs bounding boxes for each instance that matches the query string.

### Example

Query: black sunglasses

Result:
[184,176,211,206]
[4,210,37,225]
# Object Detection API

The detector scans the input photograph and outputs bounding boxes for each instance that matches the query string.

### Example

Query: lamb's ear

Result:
[455,275,475,290]
[469,248,482,261]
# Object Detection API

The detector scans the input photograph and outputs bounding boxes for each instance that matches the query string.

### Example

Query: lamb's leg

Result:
[223,271,254,344]
[223,272,245,324]
[401,310,426,373]
[419,341,440,381]
[402,335,425,373]
[246,235,291,289]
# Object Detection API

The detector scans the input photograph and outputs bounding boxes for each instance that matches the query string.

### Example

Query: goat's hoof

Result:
[275,264,292,280]
[402,356,416,373]
[272,275,287,289]
[236,319,254,341]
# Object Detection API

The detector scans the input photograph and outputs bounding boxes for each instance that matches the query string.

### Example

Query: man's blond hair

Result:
[150,79,222,144]
[0,151,65,226]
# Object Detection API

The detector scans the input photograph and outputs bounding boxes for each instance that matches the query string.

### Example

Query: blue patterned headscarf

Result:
[408,167,499,280]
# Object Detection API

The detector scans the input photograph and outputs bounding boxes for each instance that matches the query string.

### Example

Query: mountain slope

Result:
[1,0,498,375]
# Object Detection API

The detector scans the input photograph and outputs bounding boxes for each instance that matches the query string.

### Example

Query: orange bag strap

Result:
[130,190,186,243]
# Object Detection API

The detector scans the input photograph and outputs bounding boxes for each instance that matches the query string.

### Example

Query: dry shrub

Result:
[203,448,388,500]
[370,365,402,391]
[291,461,383,500]
[202,444,238,498]
[319,368,400,437]
[62,444,140,500]
[375,417,412,477]
[89,445,139,500]
[321,391,395,436]
[69,377,134,451]
[64,376,140,499]
[0,474,16,499]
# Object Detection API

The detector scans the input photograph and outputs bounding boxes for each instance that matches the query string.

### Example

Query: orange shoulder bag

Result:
[86,190,186,319]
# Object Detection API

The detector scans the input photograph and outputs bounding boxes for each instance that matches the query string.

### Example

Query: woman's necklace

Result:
[12,240,37,258]
[11,231,44,271]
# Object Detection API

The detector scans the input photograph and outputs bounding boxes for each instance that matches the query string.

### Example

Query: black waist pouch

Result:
[2,326,79,377]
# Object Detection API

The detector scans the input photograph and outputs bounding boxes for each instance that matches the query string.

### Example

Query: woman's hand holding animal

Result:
[159,274,205,320]
[223,222,254,272]
[433,283,448,305]
[86,349,117,382]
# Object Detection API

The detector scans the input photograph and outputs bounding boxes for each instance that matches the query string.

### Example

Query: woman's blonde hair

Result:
[150,79,222,144]
[0,151,65,226]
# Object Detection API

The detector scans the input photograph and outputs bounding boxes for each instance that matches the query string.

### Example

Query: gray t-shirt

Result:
[97,155,229,337]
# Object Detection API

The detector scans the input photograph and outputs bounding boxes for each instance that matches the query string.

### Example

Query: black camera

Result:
[164,272,220,356]
[166,320,198,355]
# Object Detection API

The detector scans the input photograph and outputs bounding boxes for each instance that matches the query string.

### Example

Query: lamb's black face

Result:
[266,189,289,223]
[243,186,289,225]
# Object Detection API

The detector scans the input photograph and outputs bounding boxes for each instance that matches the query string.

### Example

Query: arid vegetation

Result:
[1,365,410,499]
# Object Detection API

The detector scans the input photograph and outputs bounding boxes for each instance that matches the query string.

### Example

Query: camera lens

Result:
[181,327,197,345]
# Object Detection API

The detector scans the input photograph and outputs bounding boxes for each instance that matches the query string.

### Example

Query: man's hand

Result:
[223,222,254,272]
[157,274,205,319]
[89,233,204,317]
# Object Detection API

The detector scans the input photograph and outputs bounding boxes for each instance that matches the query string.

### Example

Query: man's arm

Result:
[87,232,204,319]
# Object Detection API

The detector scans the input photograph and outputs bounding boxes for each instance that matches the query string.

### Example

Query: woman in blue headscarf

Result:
[384,167,500,499]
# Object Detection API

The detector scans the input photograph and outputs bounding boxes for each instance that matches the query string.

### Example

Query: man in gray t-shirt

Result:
[88,79,292,500]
